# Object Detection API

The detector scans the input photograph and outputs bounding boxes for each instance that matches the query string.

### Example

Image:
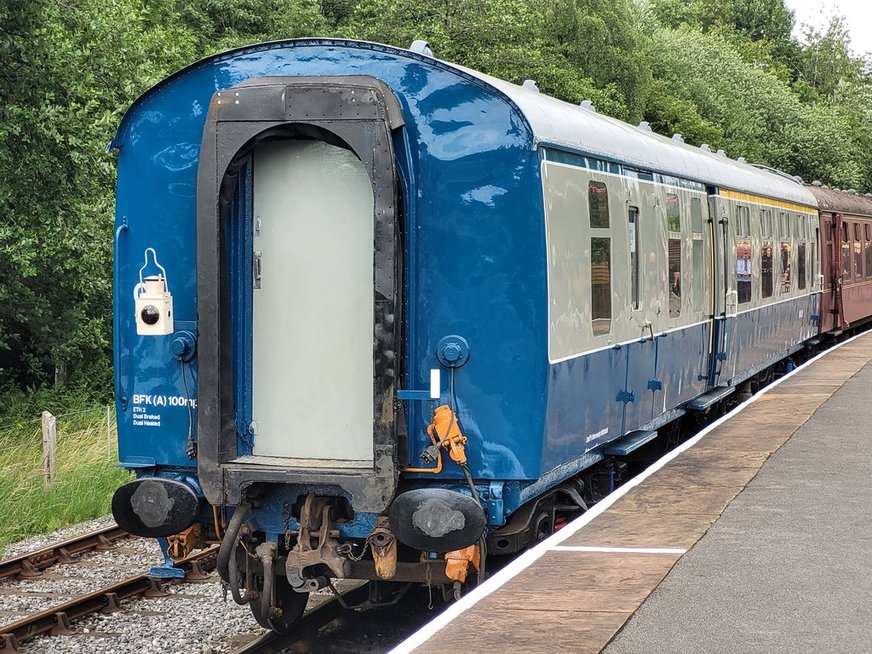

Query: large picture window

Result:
[797,243,807,290]
[591,238,611,335]
[629,207,640,310]
[842,222,851,278]
[780,241,792,292]
[737,241,752,303]
[761,244,774,299]
[589,181,610,228]
[666,193,680,232]
[589,181,611,336]
[865,224,872,279]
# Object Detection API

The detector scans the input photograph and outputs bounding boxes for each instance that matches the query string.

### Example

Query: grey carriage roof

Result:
[458,65,818,208]
[112,37,818,209]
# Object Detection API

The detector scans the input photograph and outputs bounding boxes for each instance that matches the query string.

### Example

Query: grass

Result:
[0,404,132,551]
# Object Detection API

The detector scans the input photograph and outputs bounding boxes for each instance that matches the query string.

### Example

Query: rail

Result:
[0,524,130,581]
[231,582,372,654]
[0,545,217,653]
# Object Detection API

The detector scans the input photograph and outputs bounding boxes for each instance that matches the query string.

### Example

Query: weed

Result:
[0,404,131,550]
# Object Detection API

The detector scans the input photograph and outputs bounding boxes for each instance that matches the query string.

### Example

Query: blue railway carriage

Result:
[109,39,821,629]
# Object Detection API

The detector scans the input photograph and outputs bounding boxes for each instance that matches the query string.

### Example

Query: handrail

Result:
[113,219,129,409]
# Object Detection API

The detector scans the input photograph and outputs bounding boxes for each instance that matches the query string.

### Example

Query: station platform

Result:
[392,331,872,653]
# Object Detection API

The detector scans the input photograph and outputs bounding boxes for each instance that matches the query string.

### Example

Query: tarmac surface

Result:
[604,358,872,654]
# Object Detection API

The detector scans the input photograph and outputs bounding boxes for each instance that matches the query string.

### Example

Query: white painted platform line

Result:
[389,331,870,654]
[550,546,687,555]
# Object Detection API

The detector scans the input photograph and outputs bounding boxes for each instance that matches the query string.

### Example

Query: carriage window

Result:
[780,241,792,292]
[798,243,807,290]
[763,209,773,238]
[691,197,703,233]
[589,181,610,228]
[737,240,752,303]
[825,221,832,243]
[780,212,789,238]
[854,223,863,279]
[666,193,680,232]
[692,240,704,312]
[737,206,750,236]
[591,237,611,335]
[761,243,774,298]
[629,207,640,310]
[668,238,681,317]
[866,225,872,279]
[842,222,852,278]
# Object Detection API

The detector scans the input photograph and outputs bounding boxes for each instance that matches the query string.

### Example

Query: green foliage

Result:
[645,25,868,188]
[2,0,872,405]
[546,0,653,121]
[0,0,196,390]
[795,16,863,100]
[177,0,326,54]
[0,405,131,550]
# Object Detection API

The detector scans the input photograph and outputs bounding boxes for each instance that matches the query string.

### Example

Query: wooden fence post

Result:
[42,411,56,487]
[106,404,112,461]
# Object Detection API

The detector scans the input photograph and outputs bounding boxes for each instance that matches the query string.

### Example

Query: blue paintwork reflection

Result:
[114,41,545,484]
[113,39,823,532]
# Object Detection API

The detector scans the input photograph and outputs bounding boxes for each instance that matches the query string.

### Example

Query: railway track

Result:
[231,582,438,654]
[0,524,130,581]
[0,546,217,653]
[232,583,372,654]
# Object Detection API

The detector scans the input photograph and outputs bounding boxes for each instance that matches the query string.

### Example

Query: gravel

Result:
[1,516,267,653]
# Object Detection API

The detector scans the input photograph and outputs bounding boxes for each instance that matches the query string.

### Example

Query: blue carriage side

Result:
[110,38,821,629]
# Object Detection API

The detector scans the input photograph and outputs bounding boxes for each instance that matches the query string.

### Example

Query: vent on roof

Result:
[522,79,540,93]
[700,144,712,152]
[812,180,822,186]
[737,157,747,164]
[409,40,433,57]
[716,149,726,157]
[866,193,872,198]
[579,100,596,112]
[848,189,857,194]
[672,133,684,142]
[638,121,652,131]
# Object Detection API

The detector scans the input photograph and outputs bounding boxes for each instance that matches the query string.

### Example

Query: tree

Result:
[645,26,866,188]
[0,0,195,389]
[546,0,652,121]
[339,0,629,116]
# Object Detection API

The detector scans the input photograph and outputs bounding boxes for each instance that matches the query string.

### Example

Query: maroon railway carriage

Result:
[807,184,872,334]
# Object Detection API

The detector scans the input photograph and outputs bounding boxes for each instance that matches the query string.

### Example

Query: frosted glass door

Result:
[251,140,374,463]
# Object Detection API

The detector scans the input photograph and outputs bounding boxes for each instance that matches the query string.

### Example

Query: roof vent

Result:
[409,40,433,57]
[700,144,712,152]
[834,188,841,192]
[672,133,684,142]
[866,193,872,197]
[522,79,540,93]
[793,176,804,183]
[812,180,822,186]
[579,99,596,112]
[737,157,747,164]
[822,185,829,189]
[716,149,726,157]
[638,121,652,131]
[848,189,857,194]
